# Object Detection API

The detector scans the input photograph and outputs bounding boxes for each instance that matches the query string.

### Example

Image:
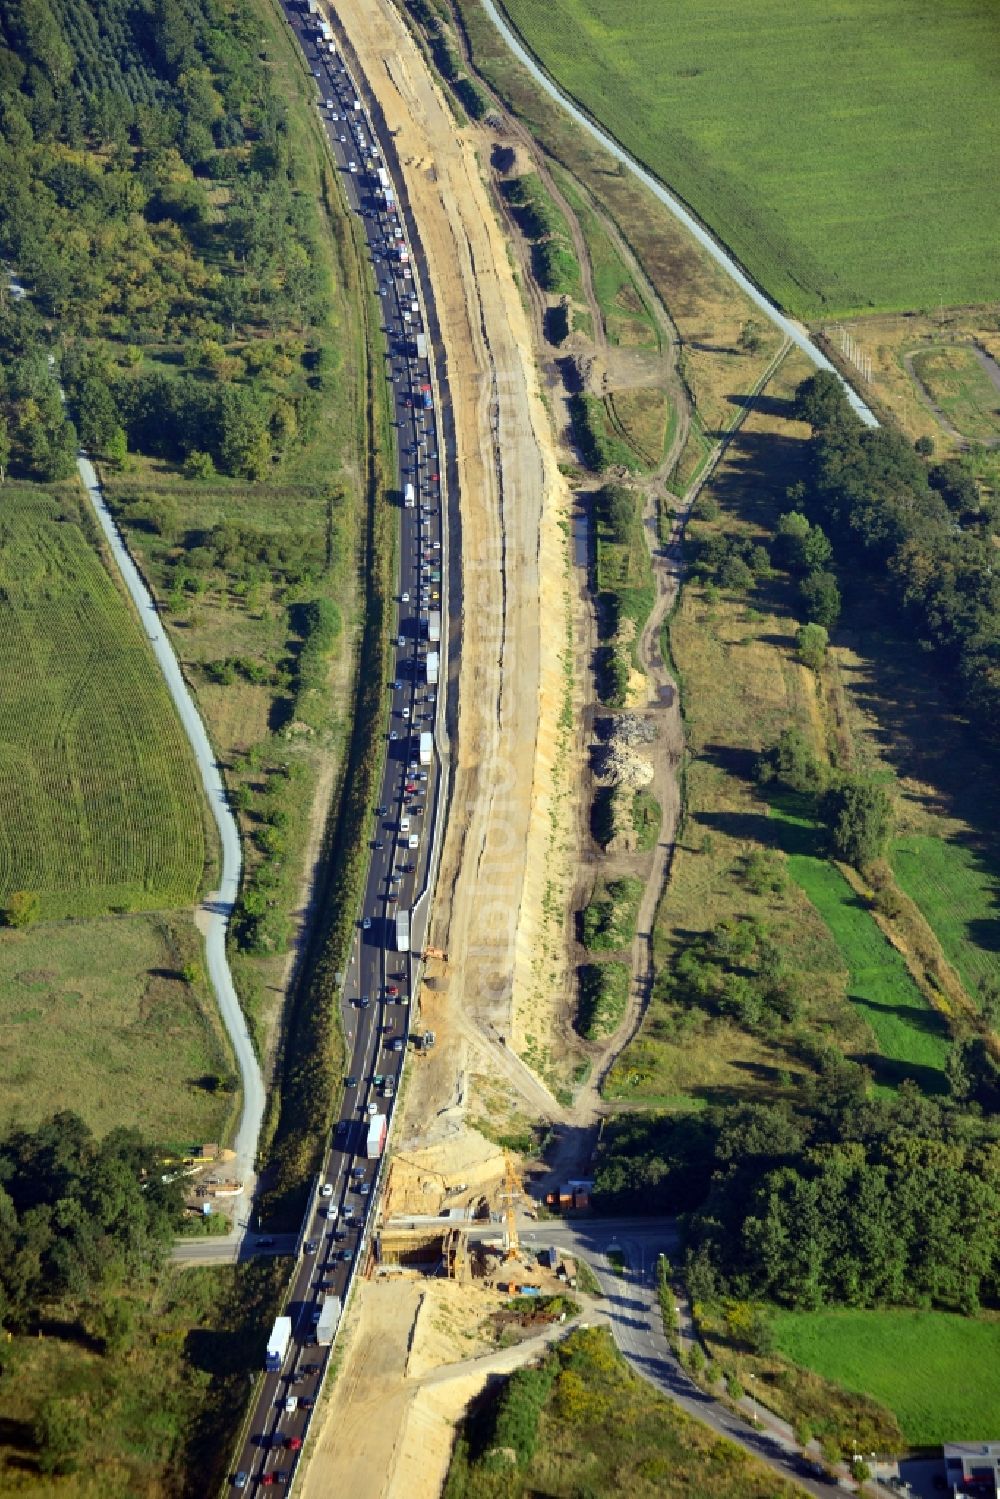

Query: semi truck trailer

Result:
[266,1315,292,1372]
[426,650,439,686]
[395,907,410,953]
[419,731,433,766]
[366,1114,388,1159]
[427,609,441,644]
[315,1296,342,1347]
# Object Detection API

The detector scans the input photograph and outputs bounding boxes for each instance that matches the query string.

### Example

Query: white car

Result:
[400,591,410,603]
[367,1102,379,1117]
[285,1396,298,1414]
[349,161,358,173]
[320,1182,333,1198]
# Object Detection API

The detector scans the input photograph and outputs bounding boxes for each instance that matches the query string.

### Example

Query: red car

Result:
[285,1436,303,1452]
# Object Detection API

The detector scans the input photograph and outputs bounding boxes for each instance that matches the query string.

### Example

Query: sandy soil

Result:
[332,0,573,1096]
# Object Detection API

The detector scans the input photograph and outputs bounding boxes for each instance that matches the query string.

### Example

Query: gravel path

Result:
[478,0,879,429]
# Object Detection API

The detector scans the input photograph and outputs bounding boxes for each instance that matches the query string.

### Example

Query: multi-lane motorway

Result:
[228,4,447,1488]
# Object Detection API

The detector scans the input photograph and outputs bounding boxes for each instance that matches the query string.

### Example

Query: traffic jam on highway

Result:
[230,3,445,1490]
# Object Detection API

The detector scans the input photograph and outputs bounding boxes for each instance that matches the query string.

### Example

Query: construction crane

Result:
[498,1151,523,1261]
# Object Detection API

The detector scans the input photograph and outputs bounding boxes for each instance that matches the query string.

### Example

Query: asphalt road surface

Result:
[227,5,447,1491]
[478,0,879,430]
[520,1219,841,1498]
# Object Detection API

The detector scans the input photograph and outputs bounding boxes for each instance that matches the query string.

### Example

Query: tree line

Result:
[794,372,1000,746]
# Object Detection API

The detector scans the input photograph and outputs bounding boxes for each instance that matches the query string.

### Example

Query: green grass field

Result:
[499,0,998,315]
[911,345,1000,443]
[0,487,209,918]
[892,834,1000,1006]
[770,800,952,1090]
[0,912,233,1142]
[772,1308,1000,1445]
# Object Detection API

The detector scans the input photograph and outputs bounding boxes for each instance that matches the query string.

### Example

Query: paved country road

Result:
[520,1218,847,1498]
[478,0,879,430]
[75,453,266,1215]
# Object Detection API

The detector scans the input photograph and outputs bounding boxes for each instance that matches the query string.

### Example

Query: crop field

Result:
[498,0,999,315]
[0,488,208,918]
[909,345,1000,444]
[892,834,1000,1005]
[772,1308,1000,1445]
[0,912,232,1142]
[769,801,952,1090]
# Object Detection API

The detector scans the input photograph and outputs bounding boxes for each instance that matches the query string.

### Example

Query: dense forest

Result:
[0,0,332,478]
[596,1068,1000,1314]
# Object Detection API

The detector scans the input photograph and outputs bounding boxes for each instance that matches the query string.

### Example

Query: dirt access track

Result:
[332,0,573,1087]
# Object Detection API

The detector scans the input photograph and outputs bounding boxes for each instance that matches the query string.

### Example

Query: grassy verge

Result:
[771,1307,1000,1446]
[443,1326,801,1499]
[548,163,660,349]
[608,387,674,469]
[570,392,641,473]
[499,171,582,297]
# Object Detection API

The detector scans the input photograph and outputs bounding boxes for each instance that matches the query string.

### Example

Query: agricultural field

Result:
[498,0,998,315]
[0,487,209,919]
[0,912,233,1144]
[771,1308,1000,1446]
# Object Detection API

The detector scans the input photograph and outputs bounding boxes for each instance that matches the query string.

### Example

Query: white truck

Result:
[419,731,433,766]
[426,650,439,687]
[266,1315,292,1372]
[315,1295,342,1347]
[395,907,410,953]
[427,608,441,644]
[367,1113,388,1159]
[404,481,415,508]
[415,332,427,360]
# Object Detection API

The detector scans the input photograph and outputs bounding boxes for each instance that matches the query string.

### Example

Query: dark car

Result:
[341,1247,354,1262]
[304,1240,318,1255]
[345,1075,358,1088]
[256,1237,275,1248]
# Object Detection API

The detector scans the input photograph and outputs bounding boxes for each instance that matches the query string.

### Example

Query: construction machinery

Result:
[498,1151,523,1262]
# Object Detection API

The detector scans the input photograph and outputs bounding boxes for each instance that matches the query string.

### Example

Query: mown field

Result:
[498,0,998,315]
[0,912,233,1143]
[771,1308,1000,1446]
[0,487,209,918]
